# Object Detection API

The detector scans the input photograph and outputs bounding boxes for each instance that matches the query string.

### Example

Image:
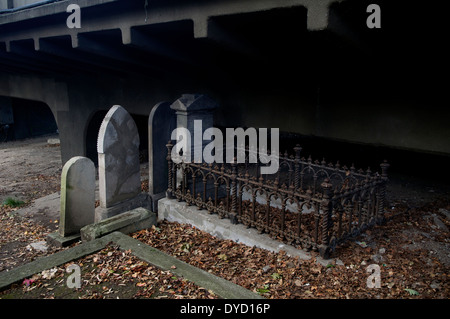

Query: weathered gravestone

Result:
[47,156,95,247]
[96,105,150,221]
[168,94,218,198]
[170,94,218,161]
[148,101,176,211]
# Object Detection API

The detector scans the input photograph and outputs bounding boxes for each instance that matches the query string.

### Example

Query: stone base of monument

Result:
[149,191,166,212]
[94,193,151,222]
[81,207,156,242]
[46,232,81,248]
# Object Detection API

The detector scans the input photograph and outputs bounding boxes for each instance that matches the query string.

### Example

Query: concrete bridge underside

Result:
[0,0,447,165]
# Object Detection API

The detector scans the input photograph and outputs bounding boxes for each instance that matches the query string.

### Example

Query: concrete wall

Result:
[0,96,13,124]
[211,64,450,157]
[0,0,40,9]
[1,67,449,166]
[0,0,447,165]
[219,85,450,156]
[0,71,184,163]
[12,0,40,8]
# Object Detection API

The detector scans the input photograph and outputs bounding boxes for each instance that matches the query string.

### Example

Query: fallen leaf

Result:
[355,241,367,248]
[217,254,228,261]
[404,288,420,296]
[271,272,282,279]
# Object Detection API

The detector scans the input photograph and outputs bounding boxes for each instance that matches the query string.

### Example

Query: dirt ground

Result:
[0,136,448,299]
[0,136,62,272]
[0,135,62,204]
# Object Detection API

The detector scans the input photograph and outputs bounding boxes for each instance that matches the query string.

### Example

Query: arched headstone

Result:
[148,101,176,211]
[60,156,95,236]
[96,105,147,220]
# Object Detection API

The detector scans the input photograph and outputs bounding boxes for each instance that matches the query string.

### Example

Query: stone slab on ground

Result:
[14,192,60,225]
[432,213,449,232]
[0,232,261,299]
[438,208,450,221]
[47,138,60,145]
[81,207,156,242]
[27,241,48,253]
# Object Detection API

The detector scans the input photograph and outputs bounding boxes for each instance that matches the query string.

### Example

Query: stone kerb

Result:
[96,105,148,221]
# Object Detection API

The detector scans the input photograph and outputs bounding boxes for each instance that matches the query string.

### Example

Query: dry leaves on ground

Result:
[131,198,449,299]
[0,204,62,272]
[1,244,218,299]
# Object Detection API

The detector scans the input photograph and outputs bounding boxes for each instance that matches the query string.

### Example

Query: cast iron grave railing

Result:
[165,141,389,258]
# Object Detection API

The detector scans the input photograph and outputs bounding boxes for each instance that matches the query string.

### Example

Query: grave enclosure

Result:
[50,94,389,259]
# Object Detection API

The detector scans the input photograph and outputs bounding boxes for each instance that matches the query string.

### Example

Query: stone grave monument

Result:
[96,105,150,221]
[47,156,95,246]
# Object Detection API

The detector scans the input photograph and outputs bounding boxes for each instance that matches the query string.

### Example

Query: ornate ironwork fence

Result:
[165,142,389,258]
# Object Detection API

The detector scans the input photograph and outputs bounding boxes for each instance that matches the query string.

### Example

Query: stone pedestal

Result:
[95,193,150,221]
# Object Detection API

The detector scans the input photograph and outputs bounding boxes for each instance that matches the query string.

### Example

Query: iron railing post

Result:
[319,178,333,258]
[166,141,174,199]
[165,140,390,258]
[294,144,302,190]
[229,158,238,224]
[378,160,390,223]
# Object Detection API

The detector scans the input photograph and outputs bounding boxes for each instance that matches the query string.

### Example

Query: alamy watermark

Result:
[66,264,81,289]
[64,262,382,290]
[170,121,280,175]
[366,264,381,288]
[366,4,381,29]
[66,3,381,30]
[66,4,81,29]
